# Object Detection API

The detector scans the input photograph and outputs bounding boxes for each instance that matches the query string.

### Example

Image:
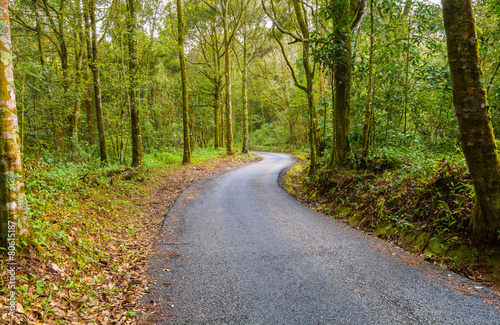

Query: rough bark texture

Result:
[330,14,352,167]
[89,0,107,162]
[442,0,500,241]
[223,1,234,155]
[127,0,143,167]
[177,0,191,164]
[0,0,28,245]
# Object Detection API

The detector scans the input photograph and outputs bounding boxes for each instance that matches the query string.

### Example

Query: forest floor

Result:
[282,153,500,294]
[0,150,260,324]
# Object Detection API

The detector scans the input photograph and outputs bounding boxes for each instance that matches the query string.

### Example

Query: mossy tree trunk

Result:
[329,0,352,167]
[442,0,500,242]
[223,0,234,155]
[177,0,191,164]
[127,0,143,167]
[0,0,28,245]
[241,13,249,154]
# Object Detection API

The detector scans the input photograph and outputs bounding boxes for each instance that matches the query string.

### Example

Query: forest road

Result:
[145,152,500,324]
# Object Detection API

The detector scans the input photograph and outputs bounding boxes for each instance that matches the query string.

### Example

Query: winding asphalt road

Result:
[146,152,500,324]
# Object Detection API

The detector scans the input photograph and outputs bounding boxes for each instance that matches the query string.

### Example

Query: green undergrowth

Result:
[0,147,253,323]
[285,148,500,290]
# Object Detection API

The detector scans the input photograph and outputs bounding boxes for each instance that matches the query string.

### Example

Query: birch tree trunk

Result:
[442,0,500,242]
[0,0,28,245]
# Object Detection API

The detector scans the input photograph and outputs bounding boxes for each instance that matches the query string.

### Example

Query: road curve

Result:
[145,152,500,324]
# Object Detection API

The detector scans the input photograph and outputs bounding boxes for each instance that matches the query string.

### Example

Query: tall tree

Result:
[442,0,500,241]
[177,0,191,163]
[327,0,365,167]
[264,0,320,168]
[88,0,108,163]
[222,0,235,155]
[127,0,143,167]
[0,0,28,245]
[361,0,374,157]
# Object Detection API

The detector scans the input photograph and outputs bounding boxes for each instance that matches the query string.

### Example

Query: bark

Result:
[127,0,143,167]
[89,0,107,162]
[361,0,374,157]
[223,0,234,155]
[70,0,84,144]
[214,82,221,148]
[442,0,500,241]
[83,4,95,144]
[330,30,352,167]
[177,0,191,164]
[241,17,249,153]
[328,0,365,167]
[0,0,28,245]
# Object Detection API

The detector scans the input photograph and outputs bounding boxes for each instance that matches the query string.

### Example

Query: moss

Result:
[413,232,431,251]
[0,20,8,36]
[491,255,500,280]
[446,245,479,265]
[425,237,450,255]
[0,51,11,66]
[4,171,22,191]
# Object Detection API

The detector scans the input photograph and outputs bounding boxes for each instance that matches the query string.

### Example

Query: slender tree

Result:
[177,0,191,163]
[442,0,500,241]
[361,0,374,157]
[127,0,143,167]
[222,0,235,155]
[0,0,28,245]
[88,0,108,163]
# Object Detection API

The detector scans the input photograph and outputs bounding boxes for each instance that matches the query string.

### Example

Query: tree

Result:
[0,0,28,245]
[361,0,374,157]
[264,0,321,169]
[87,0,108,163]
[127,0,143,167]
[442,0,500,241]
[327,0,366,167]
[177,0,191,164]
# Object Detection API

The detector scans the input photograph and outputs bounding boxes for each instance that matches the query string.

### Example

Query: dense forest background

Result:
[12,0,497,162]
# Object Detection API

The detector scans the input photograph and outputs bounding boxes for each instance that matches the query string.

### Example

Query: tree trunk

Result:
[0,0,28,245]
[291,0,318,169]
[89,0,107,163]
[361,0,374,157]
[177,0,191,163]
[214,82,221,148]
[241,19,249,153]
[127,0,143,167]
[33,0,44,65]
[442,0,500,242]
[223,0,234,155]
[329,0,352,168]
[70,0,84,145]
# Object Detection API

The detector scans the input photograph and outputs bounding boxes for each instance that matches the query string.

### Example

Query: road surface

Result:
[145,152,500,324]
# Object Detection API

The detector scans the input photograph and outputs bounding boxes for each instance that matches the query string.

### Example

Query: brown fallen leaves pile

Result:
[1,153,259,324]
